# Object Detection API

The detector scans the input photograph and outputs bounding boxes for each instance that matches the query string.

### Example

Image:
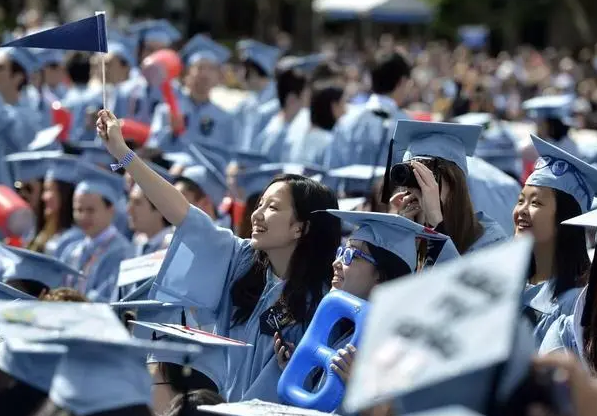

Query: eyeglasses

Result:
[336,246,377,266]
[534,156,591,210]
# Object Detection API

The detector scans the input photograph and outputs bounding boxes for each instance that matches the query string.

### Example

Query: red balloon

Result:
[120,119,151,147]
[142,49,183,86]
[0,185,35,240]
[51,101,72,142]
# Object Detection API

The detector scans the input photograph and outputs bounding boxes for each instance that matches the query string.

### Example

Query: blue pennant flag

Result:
[1,13,108,53]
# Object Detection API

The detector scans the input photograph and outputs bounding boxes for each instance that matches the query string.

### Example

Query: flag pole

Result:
[95,11,107,109]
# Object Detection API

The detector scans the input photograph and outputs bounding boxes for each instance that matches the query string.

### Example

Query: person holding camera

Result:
[387,120,508,255]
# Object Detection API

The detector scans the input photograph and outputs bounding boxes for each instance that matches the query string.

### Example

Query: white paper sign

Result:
[343,236,533,413]
[117,250,167,287]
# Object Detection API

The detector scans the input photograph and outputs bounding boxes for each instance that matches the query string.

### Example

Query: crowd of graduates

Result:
[1,13,597,416]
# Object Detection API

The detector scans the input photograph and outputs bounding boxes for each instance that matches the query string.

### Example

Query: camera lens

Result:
[390,163,419,189]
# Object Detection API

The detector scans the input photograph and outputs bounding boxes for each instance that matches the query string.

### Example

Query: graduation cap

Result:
[188,143,230,176]
[231,149,272,169]
[0,338,67,392]
[0,281,37,300]
[44,154,82,184]
[107,38,137,68]
[342,235,535,414]
[560,210,597,328]
[180,34,231,66]
[128,19,182,46]
[522,95,575,126]
[0,301,202,416]
[237,163,326,199]
[236,39,281,77]
[178,164,229,207]
[394,120,482,175]
[74,161,125,205]
[74,140,117,167]
[33,48,65,67]
[5,150,63,183]
[0,244,84,290]
[146,161,174,183]
[26,124,64,152]
[526,134,597,213]
[0,47,41,77]
[325,210,460,271]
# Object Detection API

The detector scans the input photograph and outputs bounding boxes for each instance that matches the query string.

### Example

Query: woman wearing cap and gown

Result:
[513,135,592,345]
[25,156,85,259]
[97,109,343,402]
[245,210,460,403]
[389,120,508,254]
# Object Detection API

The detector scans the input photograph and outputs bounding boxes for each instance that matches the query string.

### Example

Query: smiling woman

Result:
[515,135,594,344]
[95,109,341,402]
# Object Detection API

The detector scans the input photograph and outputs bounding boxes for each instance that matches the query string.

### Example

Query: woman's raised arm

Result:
[96,110,190,226]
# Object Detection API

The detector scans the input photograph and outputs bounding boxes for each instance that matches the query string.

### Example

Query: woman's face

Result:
[331,239,379,300]
[512,185,557,244]
[250,182,303,251]
[41,179,61,219]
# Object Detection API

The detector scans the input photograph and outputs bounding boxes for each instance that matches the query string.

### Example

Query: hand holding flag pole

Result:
[1,12,109,108]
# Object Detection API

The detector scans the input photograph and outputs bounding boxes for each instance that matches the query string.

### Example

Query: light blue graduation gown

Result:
[324,95,411,170]
[255,108,311,163]
[236,82,278,151]
[44,227,85,259]
[466,156,521,236]
[128,227,173,259]
[60,225,131,302]
[475,123,522,178]
[538,286,587,370]
[284,126,333,166]
[21,85,52,128]
[0,96,43,154]
[149,206,316,402]
[114,76,180,125]
[522,280,581,345]
[61,84,100,142]
[147,94,236,153]
[323,95,410,194]
[467,212,509,253]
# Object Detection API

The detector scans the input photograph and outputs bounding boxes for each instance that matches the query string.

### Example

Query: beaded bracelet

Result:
[110,150,136,172]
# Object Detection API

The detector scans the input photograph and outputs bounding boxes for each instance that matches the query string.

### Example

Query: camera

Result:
[390,157,440,189]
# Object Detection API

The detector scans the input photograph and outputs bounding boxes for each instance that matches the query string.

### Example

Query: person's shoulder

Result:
[469,212,509,252]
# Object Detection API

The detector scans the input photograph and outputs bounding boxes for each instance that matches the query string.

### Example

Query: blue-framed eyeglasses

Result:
[336,246,378,266]
[534,156,592,210]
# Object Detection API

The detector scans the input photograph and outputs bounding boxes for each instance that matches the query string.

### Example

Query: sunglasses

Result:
[336,246,377,267]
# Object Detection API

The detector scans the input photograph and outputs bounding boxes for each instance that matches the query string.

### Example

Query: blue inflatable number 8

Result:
[277,290,369,412]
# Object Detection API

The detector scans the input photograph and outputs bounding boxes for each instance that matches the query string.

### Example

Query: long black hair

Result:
[230,174,341,327]
[527,190,590,298]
